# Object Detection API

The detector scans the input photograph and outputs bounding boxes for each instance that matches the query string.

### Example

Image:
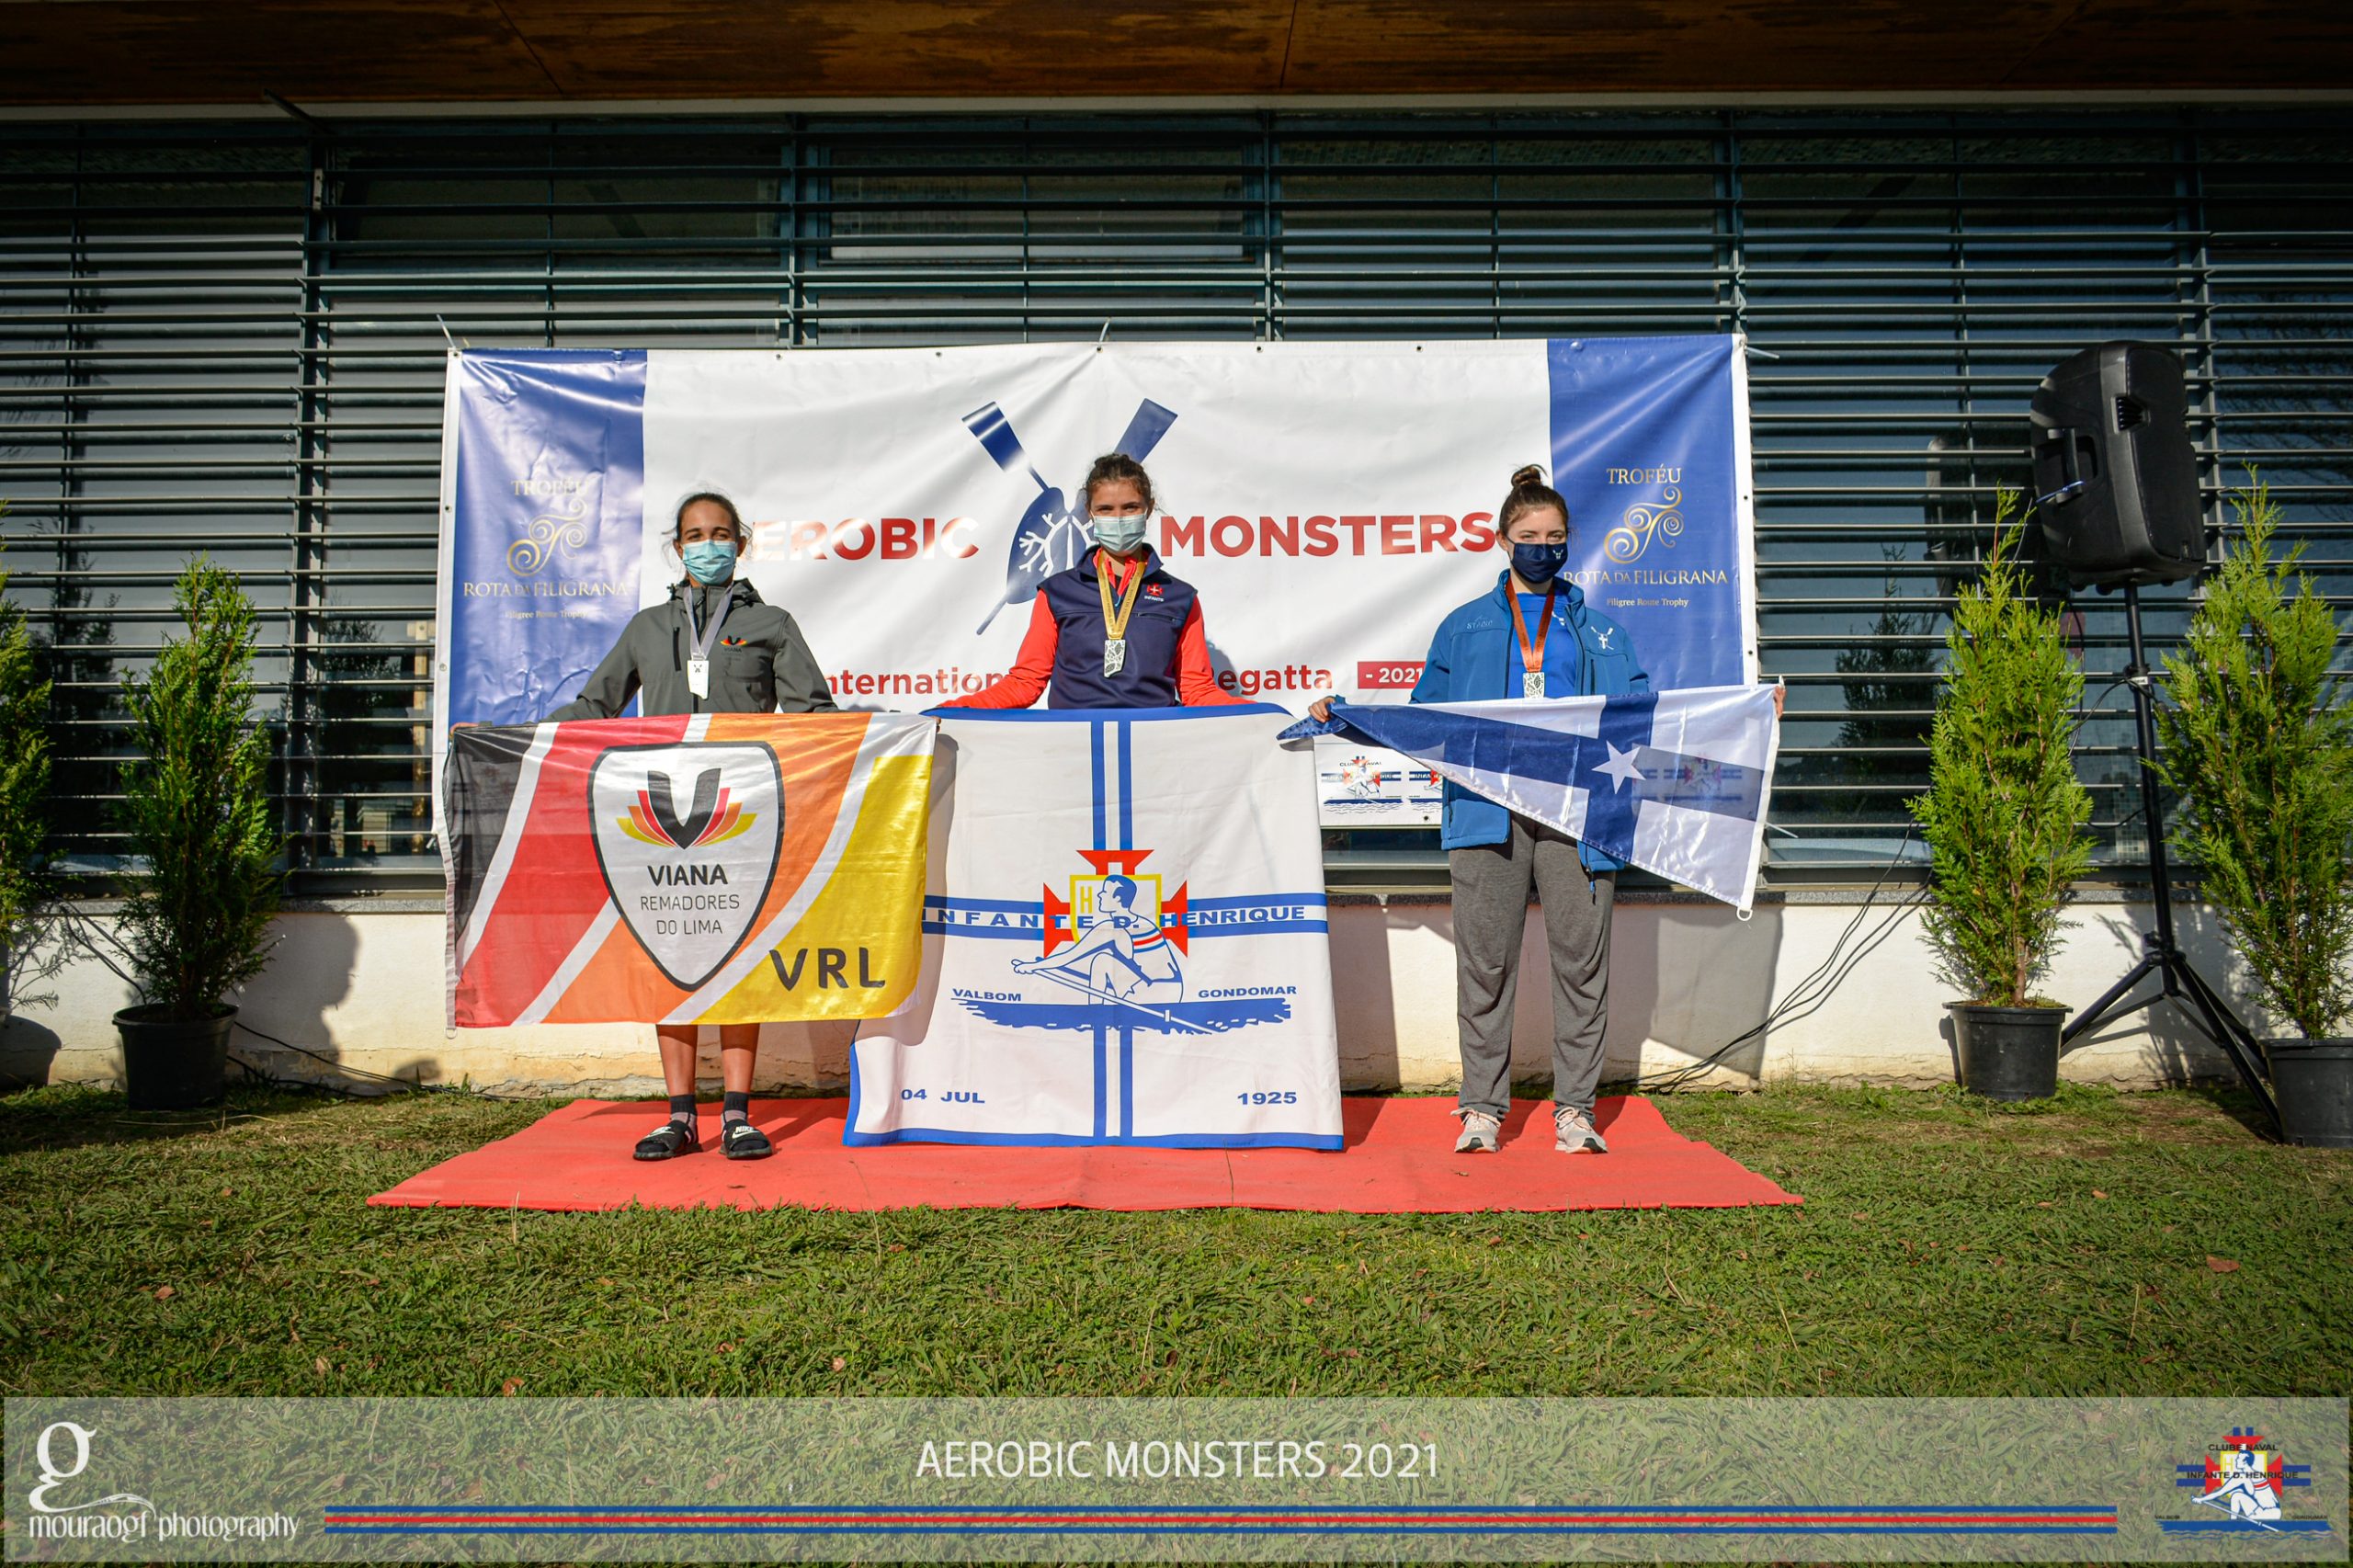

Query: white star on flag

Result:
[1596,740,1645,791]
[1279,685,1780,913]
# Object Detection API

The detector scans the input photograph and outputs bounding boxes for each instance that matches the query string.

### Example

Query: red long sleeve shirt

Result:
[947,551,1243,710]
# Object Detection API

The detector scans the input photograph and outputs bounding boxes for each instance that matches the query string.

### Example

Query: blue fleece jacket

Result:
[1409,571,1650,866]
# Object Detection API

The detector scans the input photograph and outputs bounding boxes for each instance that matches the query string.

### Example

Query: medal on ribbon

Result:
[1097,550,1145,678]
[1508,581,1559,700]
[683,585,733,703]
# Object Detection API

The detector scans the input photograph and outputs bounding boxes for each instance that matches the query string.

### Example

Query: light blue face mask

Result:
[1090,514,1150,556]
[681,540,736,585]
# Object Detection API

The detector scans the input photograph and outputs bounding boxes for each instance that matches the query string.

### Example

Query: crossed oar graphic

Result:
[964,397,1178,633]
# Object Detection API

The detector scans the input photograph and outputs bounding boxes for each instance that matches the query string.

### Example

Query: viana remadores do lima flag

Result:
[1282,686,1780,914]
[444,711,935,1027]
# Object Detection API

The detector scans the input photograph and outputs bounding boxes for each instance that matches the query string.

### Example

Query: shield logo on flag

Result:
[588,743,785,989]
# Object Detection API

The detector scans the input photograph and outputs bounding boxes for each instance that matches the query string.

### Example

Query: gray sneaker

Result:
[1452,1108,1502,1153]
[1554,1106,1608,1154]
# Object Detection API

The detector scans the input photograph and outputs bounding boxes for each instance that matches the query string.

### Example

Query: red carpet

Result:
[369,1096,1800,1214]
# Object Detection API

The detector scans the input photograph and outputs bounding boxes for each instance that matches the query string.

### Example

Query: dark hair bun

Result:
[1510,463,1547,489]
[1083,450,1156,512]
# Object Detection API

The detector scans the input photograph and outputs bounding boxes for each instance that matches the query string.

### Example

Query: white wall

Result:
[3,893,2256,1096]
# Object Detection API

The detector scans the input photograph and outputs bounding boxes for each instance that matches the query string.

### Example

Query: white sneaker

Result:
[1452,1108,1502,1153]
[1554,1106,1608,1154]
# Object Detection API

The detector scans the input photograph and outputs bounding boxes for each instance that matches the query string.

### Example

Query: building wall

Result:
[1,110,2339,1105]
[6,110,2349,900]
[4,895,2251,1097]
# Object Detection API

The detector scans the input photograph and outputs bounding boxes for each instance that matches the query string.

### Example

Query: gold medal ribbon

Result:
[1095,549,1146,642]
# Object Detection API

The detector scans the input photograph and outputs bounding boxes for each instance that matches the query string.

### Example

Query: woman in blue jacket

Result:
[1313,464,1647,1157]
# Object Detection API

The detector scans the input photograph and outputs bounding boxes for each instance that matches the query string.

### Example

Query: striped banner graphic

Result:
[324,1502,2121,1540]
[443,711,935,1026]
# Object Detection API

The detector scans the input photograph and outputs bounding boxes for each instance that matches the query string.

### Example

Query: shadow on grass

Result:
[2181,1081,2290,1143]
[0,1081,368,1156]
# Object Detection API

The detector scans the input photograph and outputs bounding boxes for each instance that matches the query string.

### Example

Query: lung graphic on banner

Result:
[445,711,934,1028]
[851,708,1343,1149]
[965,395,1179,633]
[436,337,1756,827]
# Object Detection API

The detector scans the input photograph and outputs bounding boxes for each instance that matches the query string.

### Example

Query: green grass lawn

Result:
[1,1081,2346,1399]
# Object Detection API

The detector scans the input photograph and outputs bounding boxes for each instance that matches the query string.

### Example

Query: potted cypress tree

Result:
[113,561,284,1108]
[1909,493,2094,1099]
[2157,480,2353,1145]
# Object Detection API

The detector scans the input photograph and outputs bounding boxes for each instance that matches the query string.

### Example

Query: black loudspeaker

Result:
[2028,342,2205,588]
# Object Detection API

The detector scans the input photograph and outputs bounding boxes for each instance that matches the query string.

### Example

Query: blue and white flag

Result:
[1282,686,1780,914]
[849,707,1344,1149]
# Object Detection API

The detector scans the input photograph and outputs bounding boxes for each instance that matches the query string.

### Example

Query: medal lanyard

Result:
[684,585,733,663]
[1508,582,1559,677]
[1095,550,1145,642]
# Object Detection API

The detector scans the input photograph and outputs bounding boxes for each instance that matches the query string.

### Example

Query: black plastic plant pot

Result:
[2265,1038,2353,1148]
[114,1004,234,1110]
[1948,1002,2064,1101]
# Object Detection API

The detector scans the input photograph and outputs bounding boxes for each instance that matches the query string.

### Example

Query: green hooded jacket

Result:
[550,578,837,720]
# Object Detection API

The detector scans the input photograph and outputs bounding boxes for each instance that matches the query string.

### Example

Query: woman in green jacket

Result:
[553,490,837,1163]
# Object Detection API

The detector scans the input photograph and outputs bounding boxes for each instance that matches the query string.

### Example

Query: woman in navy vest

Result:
[943,453,1243,710]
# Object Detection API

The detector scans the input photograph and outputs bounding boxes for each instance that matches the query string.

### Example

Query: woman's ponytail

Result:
[1498,462,1570,540]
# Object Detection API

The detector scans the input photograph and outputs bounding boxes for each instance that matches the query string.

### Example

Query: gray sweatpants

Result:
[1449,812,1615,1119]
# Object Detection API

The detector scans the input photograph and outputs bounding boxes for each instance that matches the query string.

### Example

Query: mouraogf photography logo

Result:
[18,1417,301,1547]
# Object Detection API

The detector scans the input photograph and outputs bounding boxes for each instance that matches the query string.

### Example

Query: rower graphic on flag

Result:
[1281,685,1780,914]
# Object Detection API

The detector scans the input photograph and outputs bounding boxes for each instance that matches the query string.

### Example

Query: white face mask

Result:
[1089,514,1150,555]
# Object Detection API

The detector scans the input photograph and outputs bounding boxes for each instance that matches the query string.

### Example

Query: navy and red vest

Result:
[1040,549,1199,709]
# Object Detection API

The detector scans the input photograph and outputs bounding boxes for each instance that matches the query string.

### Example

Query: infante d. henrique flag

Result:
[444,712,935,1027]
[850,707,1344,1149]
[1283,686,1780,915]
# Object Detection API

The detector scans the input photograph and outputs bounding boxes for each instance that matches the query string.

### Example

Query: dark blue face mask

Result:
[1510,540,1570,586]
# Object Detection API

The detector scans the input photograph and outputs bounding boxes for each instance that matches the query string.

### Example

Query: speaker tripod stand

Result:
[2062,583,2279,1134]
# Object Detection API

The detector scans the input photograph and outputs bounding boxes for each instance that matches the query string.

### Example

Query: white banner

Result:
[850,708,1343,1149]
[641,342,1552,706]
[442,338,1755,826]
